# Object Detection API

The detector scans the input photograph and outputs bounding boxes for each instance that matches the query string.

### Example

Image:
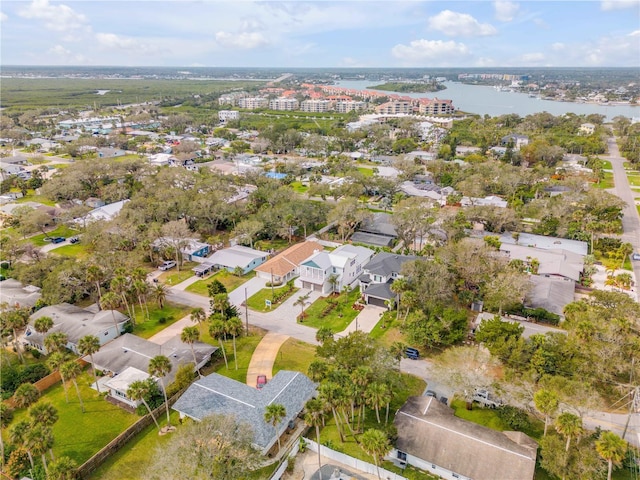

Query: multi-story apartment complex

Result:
[334,101,368,113]
[218,110,240,123]
[218,92,248,106]
[238,97,269,109]
[417,98,455,115]
[375,101,413,115]
[269,98,299,111]
[300,100,332,113]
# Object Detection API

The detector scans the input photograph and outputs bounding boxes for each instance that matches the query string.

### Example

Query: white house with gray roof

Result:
[172,370,316,454]
[298,244,374,294]
[0,279,42,309]
[24,303,129,355]
[359,253,418,308]
[203,245,268,274]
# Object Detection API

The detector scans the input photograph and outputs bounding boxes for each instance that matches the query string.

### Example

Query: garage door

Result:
[367,296,387,308]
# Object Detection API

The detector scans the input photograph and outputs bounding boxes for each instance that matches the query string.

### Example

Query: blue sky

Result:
[1,0,639,67]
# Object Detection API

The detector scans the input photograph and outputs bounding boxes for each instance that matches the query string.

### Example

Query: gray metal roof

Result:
[350,232,394,247]
[172,370,316,453]
[395,396,537,480]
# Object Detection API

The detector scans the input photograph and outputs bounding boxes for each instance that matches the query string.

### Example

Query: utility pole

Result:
[244,287,249,335]
[270,267,275,301]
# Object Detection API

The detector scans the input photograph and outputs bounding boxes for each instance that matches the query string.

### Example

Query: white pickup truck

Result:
[473,388,503,408]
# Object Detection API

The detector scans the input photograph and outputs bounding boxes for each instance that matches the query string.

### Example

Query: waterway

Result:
[335,80,639,121]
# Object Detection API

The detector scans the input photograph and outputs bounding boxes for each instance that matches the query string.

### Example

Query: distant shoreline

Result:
[365,82,446,94]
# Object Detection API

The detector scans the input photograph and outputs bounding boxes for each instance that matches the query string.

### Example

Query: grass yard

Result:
[5,371,137,465]
[185,270,255,296]
[356,167,375,177]
[626,174,640,187]
[369,311,407,347]
[131,302,191,339]
[28,225,79,246]
[246,285,299,313]
[272,338,316,376]
[49,242,90,259]
[13,192,57,206]
[156,262,198,285]
[298,289,361,332]
[593,172,614,189]
[254,238,290,252]
[203,332,265,383]
[290,181,309,194]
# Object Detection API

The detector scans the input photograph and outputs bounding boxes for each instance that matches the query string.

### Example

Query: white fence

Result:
[303,438,407,480]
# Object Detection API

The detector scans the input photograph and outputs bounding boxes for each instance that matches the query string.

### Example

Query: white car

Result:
[158,261,177,271]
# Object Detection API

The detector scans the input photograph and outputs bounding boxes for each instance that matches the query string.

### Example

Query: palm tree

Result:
[48,351,70,403]
[10,419,34,469]
[33,316,54,336]
[86,265,105,304]
[181,326,201,377]
[151,282,168,309]
[29,424,53,474]
[44,332,68,354]
[264,403,287,453]
[304,398,325,478]
[533,388,559,436]
[307,360,329,383]
[127,380,161,431]
[351,366,372,431]
[226,316,244,371]
[596,431,627,480]
[555,412,583,452]
[360,428,390,480]
[190,307,206,333]
[294,293,310,320]
[149,355,172,427]
[365,382,388,424]
[390,278,408,321]
[133,279,151,322]
[13,383,40,408]
[209,318,229,369]
[47,456,77,480]
[327,274,339,294]
[100,291,125,331]
[211,293,230,316]
[61,361,85,413]
[0,403,13,465]
[78,335,101,393]
[7,308,29,363]
[318,382,345,442]
[28,402,58,427]
[111,276,133,319]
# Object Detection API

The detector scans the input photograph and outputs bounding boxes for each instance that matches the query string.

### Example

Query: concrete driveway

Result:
[246,332,290,387]
[337,305,386,337]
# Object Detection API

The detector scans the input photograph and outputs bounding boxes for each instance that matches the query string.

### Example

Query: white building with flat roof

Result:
[238,97,268,109]
[269,98,299,111]
[218,110,239,123]
[300,100,331,113]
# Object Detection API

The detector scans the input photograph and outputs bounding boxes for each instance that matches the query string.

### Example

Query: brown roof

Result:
[254,241,323,277]
[394,396,537,480]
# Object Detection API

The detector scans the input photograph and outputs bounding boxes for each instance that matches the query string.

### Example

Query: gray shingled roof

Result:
[363,282,394,301]
[357,212,397,237]
[172,370,316,453]
[395,396,537,480]
[0,279,41,308]
[525,275,575,317]
[363,252,418,277]
[350,232,394,247]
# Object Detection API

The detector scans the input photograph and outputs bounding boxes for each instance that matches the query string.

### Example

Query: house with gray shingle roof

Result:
[172,370,316,454]
[0,279,42,309]
[359,253,417,308]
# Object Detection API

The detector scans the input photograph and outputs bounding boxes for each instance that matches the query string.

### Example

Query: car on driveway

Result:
[632,253,640,261]
[50,237,65,244]
[256,374,267,389]
[425,390,437,398]
[69,236,80,244]
[158,261,177,271]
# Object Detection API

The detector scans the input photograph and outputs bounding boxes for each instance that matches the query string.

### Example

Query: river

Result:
[335,80,639,121]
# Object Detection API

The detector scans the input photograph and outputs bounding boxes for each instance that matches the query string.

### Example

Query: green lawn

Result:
[246,285,299,313]
[156,262,198,285]
[272,338,316,376]
[356,167,375,177]
[290,181,309,194]
[28,225,79,246]
[5,371,137,465]
[369,311,408,348]
[131,302,191,339]
[593,172,614,189]
[298,289,361,332]
[206,333,265,383]
[14,192,57,206]
[49,242,90,259]
[601,160,612,169]
[185,270,255,296]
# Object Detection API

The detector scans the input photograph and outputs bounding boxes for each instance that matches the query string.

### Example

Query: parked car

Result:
[256,374,268,389]
[472,388,503,408]
[405,347,420,360]
[425,390,437,397]
[69,236,80,244]
[50,237,65,244]
[158,261,177,271]
[632,253,640,261]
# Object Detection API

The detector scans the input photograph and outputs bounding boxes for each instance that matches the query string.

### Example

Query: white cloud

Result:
[629,30,640,37]
[391,39,471,65]
[18,0,88,32]
[493,1,520,22]
[0,12,7,22]
[601,0,639,10]
[428,10,497,37]
[95,33,161,55]
[551,42,565,51]
[49,44,71,56]
[215,31,269,50]
[520,52,546,63]
[47,44,87,64]
[532,18,550,30]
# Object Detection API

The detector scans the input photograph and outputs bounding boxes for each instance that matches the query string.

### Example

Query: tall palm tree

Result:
[360,428,390,480]
[318,382,345,442]
[28,402,58,427]
[133,278,150,322]
[127,380,161,431]
[47,456,77,480]
[61,361,85,413]
[304,398,325,479]
[555,412,583,452]
[365,382,388,424]
[264,403,287,453]
[0,403,13,465]
[225,316,244,371]
[294,293,310,320]
[389,277,407,319]
[10,420,34,469]
[29,424,53,474]
[13,383,40,408]
[78,335,101,393]
[190,307,206,332]
[44,332,68,354]
[211,293,230,316]
[33,316,54,336]
[209,318,229,369]
[351,366,372,431]
[86,265,105,304]
[48,351,70,403]
[595,431,627,480]
[151,282,168,309]
[533,389,559,436]
[100,291,125,331]
[181,326,201,377]
[111,276,133,319]
[7,308,29,363]
[149,355,172,427]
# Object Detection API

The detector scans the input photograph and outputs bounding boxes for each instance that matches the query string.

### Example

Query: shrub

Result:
[29,348,42,359]
[497,405,534,431]
[158,316,167,324]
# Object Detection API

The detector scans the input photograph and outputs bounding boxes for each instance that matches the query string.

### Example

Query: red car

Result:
[256,375,267,389]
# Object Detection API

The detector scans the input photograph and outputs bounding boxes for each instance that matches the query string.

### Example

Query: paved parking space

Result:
[246,332,290,387]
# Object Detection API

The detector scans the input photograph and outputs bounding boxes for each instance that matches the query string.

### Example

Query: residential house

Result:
[24,303,129,355]
[0,163,31,180]
[461,195,508,208]
[148,153,177,167]
[500,134,529,149]
[351,212,398,248]
[153,237,211,263]
[579,123,596,135]
[84,333,216,392]
[359,253,418,307]
[525,275,576,317]
[103,366,152,408]
[203,245,268,274]
[0,279,42,309]
[499,244,584,283]
[298,244,374,294]
[97,147,126,158]
[218,110,240,123]
[254,241,323,284]
[400,181,454,206]
[393,396,537,480]
[172,371,316,454]
[470,231,589,257]
[76,199,129,225]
